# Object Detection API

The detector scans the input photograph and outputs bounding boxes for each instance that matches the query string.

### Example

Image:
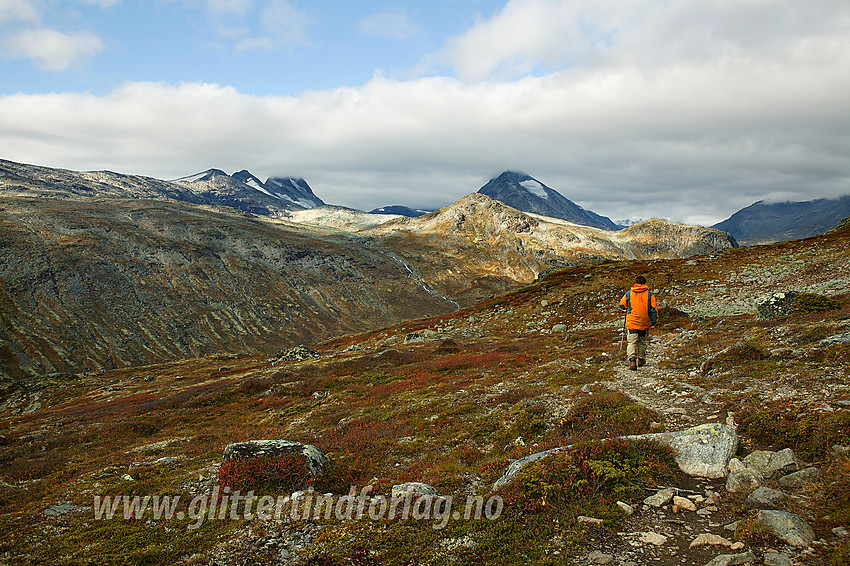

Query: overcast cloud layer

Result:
[1,0,849,225]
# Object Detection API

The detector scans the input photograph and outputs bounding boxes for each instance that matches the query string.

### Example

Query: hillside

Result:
[0,162,736,380]
[0,218,847,565]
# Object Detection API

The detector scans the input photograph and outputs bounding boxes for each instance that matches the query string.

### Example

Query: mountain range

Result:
[711,195,850,245]
[0,159,736,379]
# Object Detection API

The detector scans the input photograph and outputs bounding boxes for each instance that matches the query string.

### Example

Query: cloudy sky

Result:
[1,0,848,224]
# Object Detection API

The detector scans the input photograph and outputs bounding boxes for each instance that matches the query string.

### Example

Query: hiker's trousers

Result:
[627,329,649,360]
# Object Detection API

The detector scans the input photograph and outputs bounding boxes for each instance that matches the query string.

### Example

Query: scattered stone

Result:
[673,495,697,512]
[821,331,850,345]
[727,457,747,474]
[742,450,773,477]
[616,501,635,515]
[587,551,614,564]
[832,527,849,537]
[644,489,674,508]
[746,487,788,509]
[129,456,175,471]
[44,503,90,516]
[540,300,549,308]
[690,533,733,548]
[404,332,427,344]
[778,466,820,489]
[767,448,799,478]
[832,444,850,457]
[222,440,328,477]
[704,550,757,566]
[552,324,567,333]
[577,515,604,526]
[638,532,668,546]
[763,552,793,566]
[726,468,764,493]
[755,292,797,320]
[755,510,815,548]
[121,474,134,481]
[730,542,745,551]
[274,346,320,363]
[391,482,439,499]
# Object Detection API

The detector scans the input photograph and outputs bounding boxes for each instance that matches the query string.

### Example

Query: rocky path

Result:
[571,332,812,566]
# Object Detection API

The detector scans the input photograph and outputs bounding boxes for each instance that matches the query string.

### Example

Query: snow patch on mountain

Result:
[520,179,549,199]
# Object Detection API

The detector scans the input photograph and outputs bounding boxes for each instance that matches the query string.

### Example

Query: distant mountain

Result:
[615,218,645,229]
[478,171,618,230]
[175,168,324,216]
[0,159,323,219]
[712,196,850,245]
[369,205,429,217]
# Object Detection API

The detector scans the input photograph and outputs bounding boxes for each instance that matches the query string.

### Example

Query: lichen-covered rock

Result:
[767,448,799,478]
[274,346,320,363]
[391,482,440,499]
[726,468,764,493]
[745,487,788,509]
[222,440,328,476]
[756,509,815,548]
[741,450,773,477]
[755,292,797,320]
[778,467,821,489]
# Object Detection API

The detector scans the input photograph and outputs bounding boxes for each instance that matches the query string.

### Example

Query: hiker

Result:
[618,275,658,370]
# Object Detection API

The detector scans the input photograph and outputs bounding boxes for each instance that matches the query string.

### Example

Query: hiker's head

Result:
[635,275,647,285]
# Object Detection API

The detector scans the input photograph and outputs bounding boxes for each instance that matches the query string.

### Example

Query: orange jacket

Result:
[619,284,658,330]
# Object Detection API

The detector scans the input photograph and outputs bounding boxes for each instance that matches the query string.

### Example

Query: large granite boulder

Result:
[222,440,328,476]
[755,292,797,320]
[494,423,738,489]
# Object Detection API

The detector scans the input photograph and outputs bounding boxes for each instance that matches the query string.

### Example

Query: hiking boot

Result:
[629,359,637,371]
[638,358,646,367]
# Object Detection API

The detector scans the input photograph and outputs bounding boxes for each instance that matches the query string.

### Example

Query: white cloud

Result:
[2,28,104,71]
[0,0,40,22]
[441,0,850,81]
[357,11,417,41]
[0,1,848,224]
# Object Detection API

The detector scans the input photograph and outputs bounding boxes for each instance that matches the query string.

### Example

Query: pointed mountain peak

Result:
[478,171,617,230]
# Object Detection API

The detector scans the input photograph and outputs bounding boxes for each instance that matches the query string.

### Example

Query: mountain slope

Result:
[365,194,737,303]
[0,197,450,379]
[478,171,618,230]
[712,195,850,244]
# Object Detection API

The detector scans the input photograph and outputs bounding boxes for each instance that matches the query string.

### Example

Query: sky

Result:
[1,0,848,225]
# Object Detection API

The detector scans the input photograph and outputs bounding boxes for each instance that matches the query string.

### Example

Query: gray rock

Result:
[821,331,850,345]
[756,509,815,548]
[404,332,426,344]
[746,487,788,509]
[274,345,321,362]
[778,466,821,489]
[763,552,793,566]
[44,503,90,516]
[726,469,764,493]
[704,551,757,566]
[587,551,614,564]
[391,482,439,499]
[768,448,799,478]
[755,292,797,320]
[552,324,567,332]
[222,440,328,476]
[742,450,773,477]
[494,423,738,489]
[644,489,674,507]
[616,501,635,515]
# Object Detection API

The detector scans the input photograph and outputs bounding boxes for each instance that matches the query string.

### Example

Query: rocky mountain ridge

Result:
[477,171,619,230]
[712,195,850,245]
